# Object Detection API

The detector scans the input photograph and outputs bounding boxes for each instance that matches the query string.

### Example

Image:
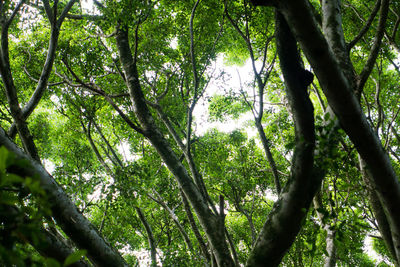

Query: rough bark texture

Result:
[245,12,320,266]
[275,0,400,262]
[0,128,128,267]
[115,27,234,267]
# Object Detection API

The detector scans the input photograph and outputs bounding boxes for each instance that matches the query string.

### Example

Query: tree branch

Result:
[357,0,389,96]
[347,0,381,50]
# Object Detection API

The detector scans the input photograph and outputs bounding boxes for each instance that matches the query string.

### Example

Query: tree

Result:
[0,0,399,266]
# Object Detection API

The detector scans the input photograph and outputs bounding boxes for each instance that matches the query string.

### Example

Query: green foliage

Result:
[208,94,250,122]
[0,147,51,266]
[373,237,396,265]
[63,249,87,267]
[1,0,399,265]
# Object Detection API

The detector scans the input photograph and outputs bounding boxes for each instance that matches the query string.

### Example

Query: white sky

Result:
[80,0,94,11]
[193,55,260,137]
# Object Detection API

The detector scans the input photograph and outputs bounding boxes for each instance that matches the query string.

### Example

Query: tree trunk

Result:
[359,156,398,263]
[115,26,234,267]
[0,128,128,267]
[313,193,337,267]
[275,0,400,262]
[246,12,320,266]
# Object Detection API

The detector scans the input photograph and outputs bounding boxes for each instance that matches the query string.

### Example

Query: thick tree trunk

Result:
[274,0,400,262]
[319,1,399,262]
[1,205,89,267]
[246,12,320,266]
[0,128,128,267]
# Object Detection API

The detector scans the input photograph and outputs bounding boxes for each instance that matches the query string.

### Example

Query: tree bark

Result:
[136,207,157,267]
[148,191,194,252]
[180,189,211,264]
[313,193,337,267]
[0,128,128,267]
[1,205,89,267]
[273,0,400,262]
[115,27,234,267]
[359,156,398,263]
[246,12,320,266]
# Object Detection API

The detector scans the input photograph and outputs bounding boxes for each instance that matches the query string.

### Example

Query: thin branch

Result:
[384,104,400,149]
[56,0,78,27]
[8,0,77,139]
[5,0,25,29]
[186,0,202,158]
[189,0,201,92]
[92,119,124,168]
[357,0,389,95]
[42,0,54,22]
[62,59,144,135]
[390,7,400,40]
[347,0,381,49]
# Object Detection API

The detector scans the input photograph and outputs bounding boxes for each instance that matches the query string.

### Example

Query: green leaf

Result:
[63,250,87,266]
[45,258,61,267]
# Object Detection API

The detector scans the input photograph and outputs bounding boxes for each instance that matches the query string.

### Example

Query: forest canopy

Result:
[1,0,400,266]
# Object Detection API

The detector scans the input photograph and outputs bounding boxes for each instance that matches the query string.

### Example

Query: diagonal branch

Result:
[62,58,144,135]
[8,0,78,139]
[56,0,78,27]
[0,1,39,161]
[42,0,54,22]
[347,0,381,50]
[357,0,389,96]
[116,26,235,266]
[5,0,25,29]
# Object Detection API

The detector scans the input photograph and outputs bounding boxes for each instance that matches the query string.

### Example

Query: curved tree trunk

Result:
[271,0,400,263]
[359,156,398,263]
[246,12,320,266]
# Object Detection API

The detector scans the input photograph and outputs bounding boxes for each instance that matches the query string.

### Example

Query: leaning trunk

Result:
[0,128,128,267]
